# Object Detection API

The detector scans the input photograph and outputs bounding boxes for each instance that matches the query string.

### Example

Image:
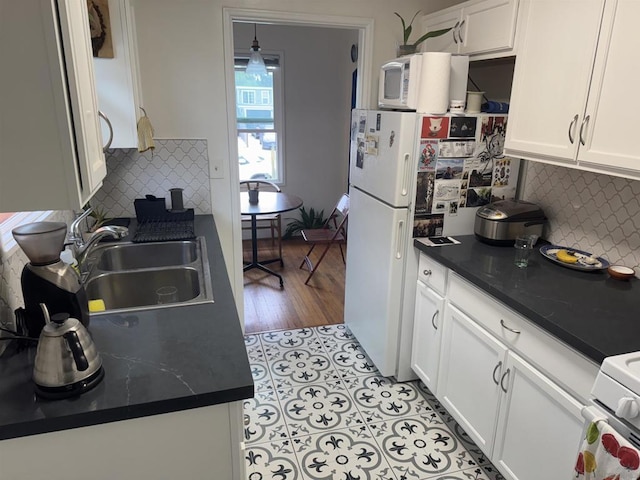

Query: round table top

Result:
[240,191,303,216]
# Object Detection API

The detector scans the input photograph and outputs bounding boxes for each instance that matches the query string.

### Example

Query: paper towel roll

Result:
[449,55,469,103]
[417,52,451,115]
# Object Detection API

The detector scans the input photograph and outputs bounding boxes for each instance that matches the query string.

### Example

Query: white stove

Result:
[587,351,640,448]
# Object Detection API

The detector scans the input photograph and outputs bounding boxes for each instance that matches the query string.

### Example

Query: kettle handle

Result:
[64,331,89,371]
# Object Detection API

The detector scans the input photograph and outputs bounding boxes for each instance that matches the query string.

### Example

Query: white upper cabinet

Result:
[0,0,106,212]
[505,0,640,179]
[93,0,142,150]
[577,1,640,174]
[421,0,520,60]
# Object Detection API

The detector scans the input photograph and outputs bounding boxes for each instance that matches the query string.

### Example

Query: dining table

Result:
[240,191,303,288]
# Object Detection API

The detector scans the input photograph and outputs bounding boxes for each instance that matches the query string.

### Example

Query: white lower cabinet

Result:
[410,280,445,395]
[411,254,593,480]
[0,402,245,480]
[438,303,506,456]
[438,303,584,480]
[494,351,583,480]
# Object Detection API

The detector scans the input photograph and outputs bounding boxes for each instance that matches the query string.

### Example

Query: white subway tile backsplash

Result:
[522,161,640,271]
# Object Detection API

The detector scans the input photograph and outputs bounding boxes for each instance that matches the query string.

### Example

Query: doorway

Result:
[223,10,372,333]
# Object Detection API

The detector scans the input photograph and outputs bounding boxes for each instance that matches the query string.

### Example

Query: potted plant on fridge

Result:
[395,11,452,56]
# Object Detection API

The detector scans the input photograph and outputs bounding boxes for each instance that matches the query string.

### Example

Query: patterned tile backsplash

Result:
[91,139,212,218]
[522,161,640,271]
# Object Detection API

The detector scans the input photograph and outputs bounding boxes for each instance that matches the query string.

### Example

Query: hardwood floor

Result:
[242,237,345,334]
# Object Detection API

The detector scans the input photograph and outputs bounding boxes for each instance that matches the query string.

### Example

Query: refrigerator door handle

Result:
[401,153,410,197]
[395,220,405,259]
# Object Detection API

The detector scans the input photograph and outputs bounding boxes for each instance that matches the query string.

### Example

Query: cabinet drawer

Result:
[418,254,447,294]
[448,272,598,402]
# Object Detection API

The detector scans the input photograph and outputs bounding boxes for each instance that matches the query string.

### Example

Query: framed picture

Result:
[87,0,114,58]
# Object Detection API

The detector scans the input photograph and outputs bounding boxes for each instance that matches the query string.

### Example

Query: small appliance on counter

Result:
[12,222,90,337]
[474,199,546,246]
[133,193,195,242]
[33,308,103,399]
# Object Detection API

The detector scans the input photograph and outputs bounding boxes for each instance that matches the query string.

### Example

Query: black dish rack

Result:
[133,196,195,242]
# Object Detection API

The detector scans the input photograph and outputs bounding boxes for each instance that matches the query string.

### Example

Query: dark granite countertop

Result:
[0,215,254,440]
[414,235,640,365]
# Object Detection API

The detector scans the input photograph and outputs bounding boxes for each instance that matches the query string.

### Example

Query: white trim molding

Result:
[222,8,374,328]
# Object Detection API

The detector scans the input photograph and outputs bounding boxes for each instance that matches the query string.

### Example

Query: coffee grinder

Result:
[12,222,89,337]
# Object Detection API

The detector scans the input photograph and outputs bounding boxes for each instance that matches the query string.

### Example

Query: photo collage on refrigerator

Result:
[413,115,519,238]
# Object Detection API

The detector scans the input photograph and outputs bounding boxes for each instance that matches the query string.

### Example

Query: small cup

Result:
[156,286,178,304]
[514,236,535,268]
[248,189,259,204]
[449,100,465,114]
[466,91,484,114]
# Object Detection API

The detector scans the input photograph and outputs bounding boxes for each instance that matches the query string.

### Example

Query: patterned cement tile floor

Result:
[243,325,505,480]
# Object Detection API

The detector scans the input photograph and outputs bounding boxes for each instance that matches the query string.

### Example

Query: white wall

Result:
[233,23,356,219]
[131,0,425,312]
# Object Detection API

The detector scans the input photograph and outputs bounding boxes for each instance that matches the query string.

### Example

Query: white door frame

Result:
[222,8,374,326]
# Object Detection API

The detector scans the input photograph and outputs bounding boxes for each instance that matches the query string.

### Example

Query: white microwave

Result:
[378,54,423,110]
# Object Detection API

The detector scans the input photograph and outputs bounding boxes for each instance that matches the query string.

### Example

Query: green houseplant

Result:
[283,206,327,239]
[395,11,452,56]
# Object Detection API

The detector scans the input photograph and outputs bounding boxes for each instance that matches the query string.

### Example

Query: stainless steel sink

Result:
[93,240,198,271]
[84,237,213,315]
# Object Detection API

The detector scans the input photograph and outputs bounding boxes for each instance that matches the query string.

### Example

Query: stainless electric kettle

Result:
[33,307,104,399]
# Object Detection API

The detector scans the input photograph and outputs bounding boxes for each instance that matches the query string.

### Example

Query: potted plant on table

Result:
[395,11,452,56]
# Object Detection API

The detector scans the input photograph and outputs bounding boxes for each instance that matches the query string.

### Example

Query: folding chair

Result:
[240,180,283,263]
[299,193,349,285]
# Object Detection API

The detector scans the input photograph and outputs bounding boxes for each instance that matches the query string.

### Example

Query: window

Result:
[234,53,284,182]
[241,90,256,104]
[0,211,53,256]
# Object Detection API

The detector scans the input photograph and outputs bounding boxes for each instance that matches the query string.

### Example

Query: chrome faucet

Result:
[67,208,129,274]
[75,225,129,269]
[68,208,93,249]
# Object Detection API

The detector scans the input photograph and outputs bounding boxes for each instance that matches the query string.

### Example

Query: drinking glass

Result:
[514,236,535,268]
[156,286,178,304]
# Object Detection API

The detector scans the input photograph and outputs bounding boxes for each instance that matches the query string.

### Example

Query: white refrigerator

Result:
[344,109,520,381]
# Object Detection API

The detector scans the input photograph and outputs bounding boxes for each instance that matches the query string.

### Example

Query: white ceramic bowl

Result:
[607,265,636,281]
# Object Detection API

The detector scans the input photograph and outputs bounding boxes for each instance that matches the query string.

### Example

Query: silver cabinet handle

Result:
[423,269,432,276]
[431,310,439,330]
[492,361,502,385]
[500,368,511,393]
[500,319,521,334]
[458,19,466,44]
[579,115,590,146]
[568,114,579,144]
[453,21,460,44]
[98,110,114,152]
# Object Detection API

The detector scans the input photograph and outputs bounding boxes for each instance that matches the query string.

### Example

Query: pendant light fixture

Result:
[245,23,268,76]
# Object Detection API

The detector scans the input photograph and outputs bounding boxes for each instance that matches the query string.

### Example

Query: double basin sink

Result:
[84,237,214,315]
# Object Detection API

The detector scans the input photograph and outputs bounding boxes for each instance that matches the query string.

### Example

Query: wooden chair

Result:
[240,180,283,263]
[299,193,349,285]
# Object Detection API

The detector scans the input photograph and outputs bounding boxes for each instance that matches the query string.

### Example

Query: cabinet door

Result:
[578,1,640,175]
[505,0,605,164]
[460,0,519,57]
[0,0,106,212]
[438,304,507,457]
[58,0,107,204]
[493,352,583,480]
[421,9,461,54]
[411,281,444,395]
[94,0,142,149]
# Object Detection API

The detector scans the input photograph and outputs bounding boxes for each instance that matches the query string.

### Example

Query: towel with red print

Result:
[575,421,640,480]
